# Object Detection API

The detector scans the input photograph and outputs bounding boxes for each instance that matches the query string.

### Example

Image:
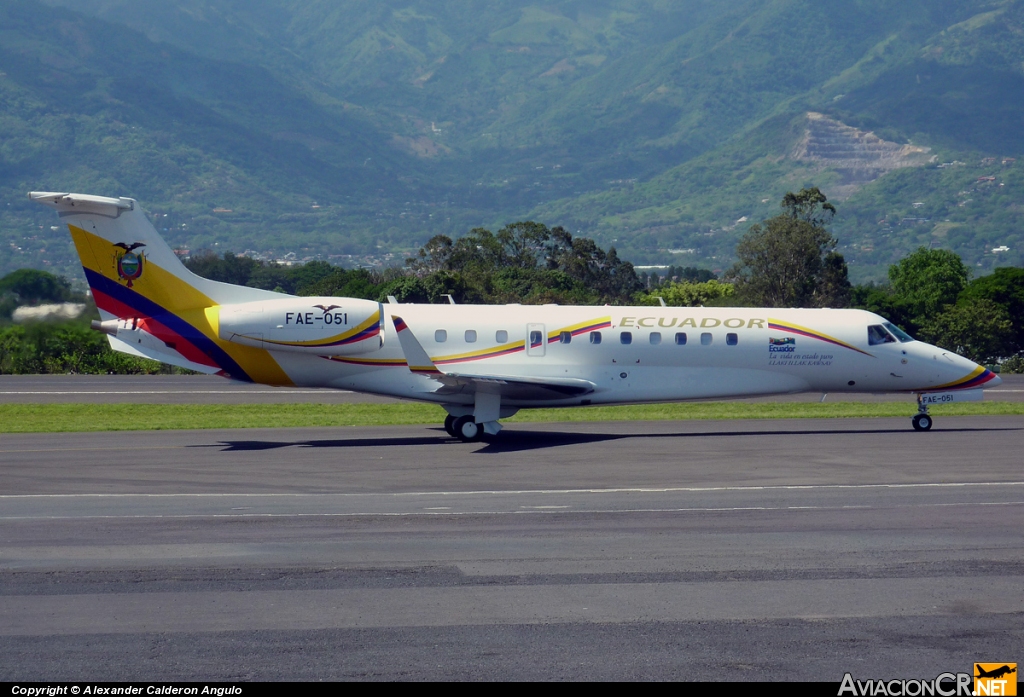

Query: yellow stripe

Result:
[768,317,871,355]
[435,339,526,363]
[928,366,986,390]
[203,306,294,386]
[434,316,610,363]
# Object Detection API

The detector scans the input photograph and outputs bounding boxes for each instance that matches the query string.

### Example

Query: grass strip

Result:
[1,401,1022,433]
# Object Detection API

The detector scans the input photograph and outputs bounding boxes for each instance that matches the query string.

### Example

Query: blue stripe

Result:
[85,268,253,382]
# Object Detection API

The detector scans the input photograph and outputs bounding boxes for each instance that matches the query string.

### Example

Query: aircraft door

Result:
[527,323,546,357]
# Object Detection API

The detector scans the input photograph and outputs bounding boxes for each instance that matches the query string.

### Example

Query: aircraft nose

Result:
[923,348,1002,391]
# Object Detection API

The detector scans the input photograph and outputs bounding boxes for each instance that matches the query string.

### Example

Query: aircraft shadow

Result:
[474,425,1021,453]
[198,425,1021,454]
[193,436,447,452]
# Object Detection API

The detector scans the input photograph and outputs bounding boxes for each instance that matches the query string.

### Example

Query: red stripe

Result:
[92,288,219,368]
[435,344,524,365]
[768,322,871,356]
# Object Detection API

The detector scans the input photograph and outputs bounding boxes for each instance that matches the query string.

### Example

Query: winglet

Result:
[391,316,442,375]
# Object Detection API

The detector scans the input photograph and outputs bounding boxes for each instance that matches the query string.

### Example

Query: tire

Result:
[444,414,457,437]
[912,413,933,431]
[453,415,482,442]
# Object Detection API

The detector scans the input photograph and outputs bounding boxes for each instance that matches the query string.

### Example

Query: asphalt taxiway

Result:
[3,372,1023,403]
[2,416,1023,680]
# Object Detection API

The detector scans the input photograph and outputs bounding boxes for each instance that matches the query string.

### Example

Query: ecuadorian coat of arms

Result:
[113,242,146,287]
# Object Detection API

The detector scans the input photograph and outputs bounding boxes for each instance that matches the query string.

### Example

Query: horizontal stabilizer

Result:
[29,192,134,217]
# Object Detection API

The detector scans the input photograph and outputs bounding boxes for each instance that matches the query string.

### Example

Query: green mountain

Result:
[3,0,1022,282]
[533,0,1024,277]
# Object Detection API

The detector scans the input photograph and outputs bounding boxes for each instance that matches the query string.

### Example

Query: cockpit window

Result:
[867,324,896,345]
[883,322,914,343]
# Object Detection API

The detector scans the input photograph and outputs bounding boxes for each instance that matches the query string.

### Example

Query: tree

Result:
[406,234,455,274]
[726,188,850,307]
[673,266,717,283]
[957,267,1024,355]
[887,248,970,323]
[920,299,1012,364]
[546,227,641,302]
[851,283,916,336]
[816,252,853,308]
[782,186,836,225]
[301,268,381,300]
[638,280,734,307]
[0,269,73,304]
[185,251,263,287]
[496,221,550,269]
[403,222,640,304]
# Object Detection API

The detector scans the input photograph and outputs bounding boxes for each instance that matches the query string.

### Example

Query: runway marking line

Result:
[2,500,1022,521]
[2,480,1022,499]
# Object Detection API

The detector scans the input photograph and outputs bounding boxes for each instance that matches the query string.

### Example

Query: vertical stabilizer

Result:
[29,192,286,308]
[30,192,293,384]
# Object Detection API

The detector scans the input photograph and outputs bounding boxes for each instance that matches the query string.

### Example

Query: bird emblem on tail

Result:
[114,242,146,252]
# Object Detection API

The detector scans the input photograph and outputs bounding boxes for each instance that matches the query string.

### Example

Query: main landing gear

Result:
[912,395,933,431]
[444,414,483,442]
[442,397,512,443]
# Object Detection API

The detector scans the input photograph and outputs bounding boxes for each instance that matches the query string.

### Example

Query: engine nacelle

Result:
[217,297,384,355]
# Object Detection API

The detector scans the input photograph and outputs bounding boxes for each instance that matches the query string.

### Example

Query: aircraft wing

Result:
[391,315,595,401]
[430,372,595,400]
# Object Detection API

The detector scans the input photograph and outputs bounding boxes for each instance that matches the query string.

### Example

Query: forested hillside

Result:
[3,0,1022,281]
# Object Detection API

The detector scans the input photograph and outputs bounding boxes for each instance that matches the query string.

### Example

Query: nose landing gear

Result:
[912,395,933,431]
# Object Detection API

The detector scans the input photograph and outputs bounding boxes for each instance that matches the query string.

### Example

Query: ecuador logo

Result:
[113,242,146,288]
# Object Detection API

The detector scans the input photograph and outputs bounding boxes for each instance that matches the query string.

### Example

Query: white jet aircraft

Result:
[31,192,1001,441]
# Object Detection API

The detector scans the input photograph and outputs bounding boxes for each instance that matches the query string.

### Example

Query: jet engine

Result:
[217,297,384,355]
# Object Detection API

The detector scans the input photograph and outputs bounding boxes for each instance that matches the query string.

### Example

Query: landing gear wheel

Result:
[444,414,457,437]
[912,413,933,431]
[453,415,482,442]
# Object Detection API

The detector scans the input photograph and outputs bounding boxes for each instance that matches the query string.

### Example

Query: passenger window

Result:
[496,330,508,343]
[530,330,543,347]
[465,330,477,343]
[590,331,602,345]
[675,332,687,346]
[620,331,632,345]
[435,329,447,343]
[559,331,571,344]
[701,332,712,346]
[726,333,738,346]
[868,325,896,345]
[650,332,662,345]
